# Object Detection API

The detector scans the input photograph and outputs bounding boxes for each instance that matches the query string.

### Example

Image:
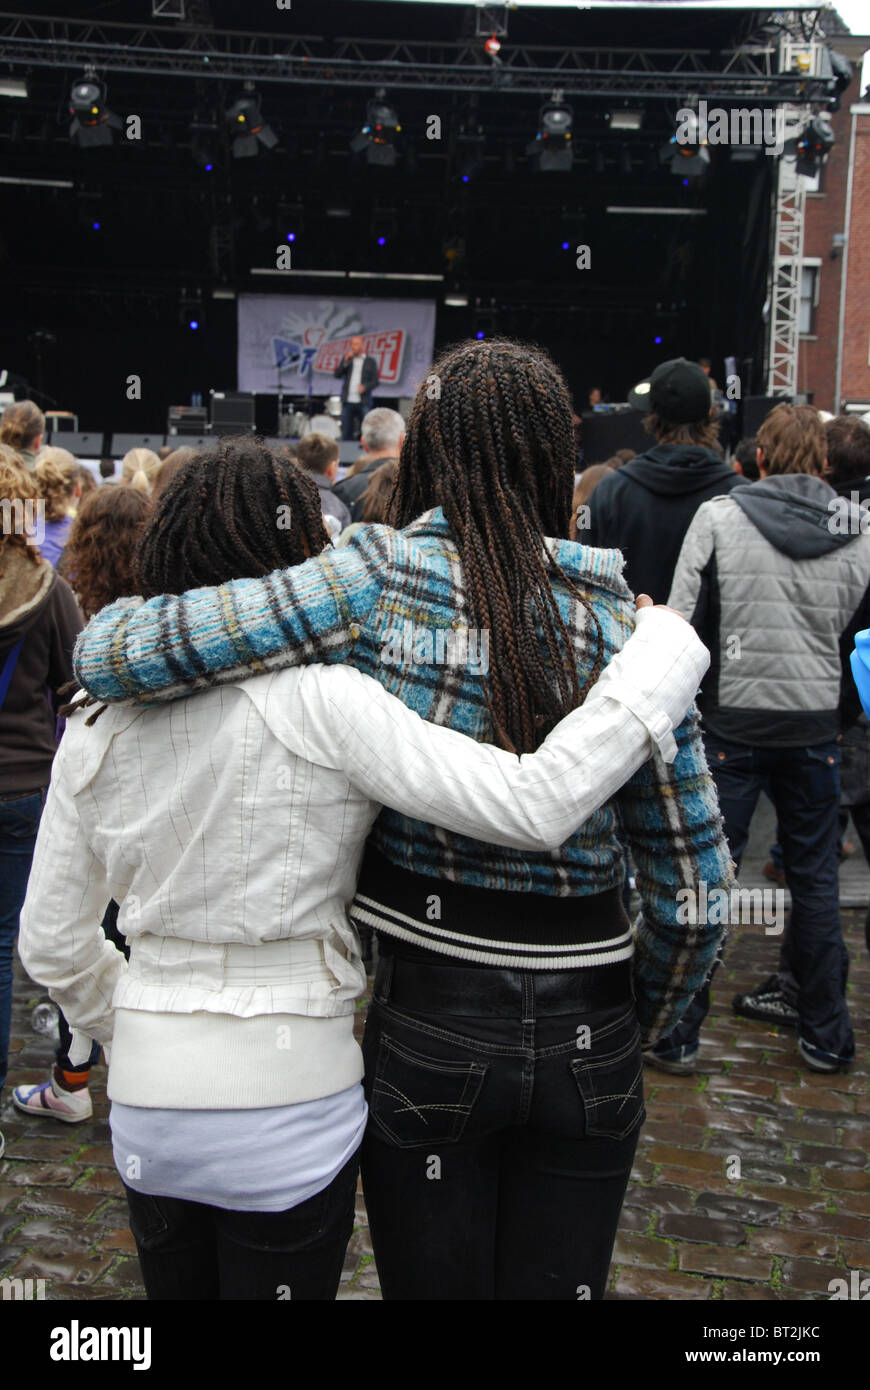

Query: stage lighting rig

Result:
[351,90,402,168]
[69,69,122,148]
[528,91,574,173]
[825,51,852,113]
[791,116,835,177]
[225,85,277,159]
[663,111,710,179]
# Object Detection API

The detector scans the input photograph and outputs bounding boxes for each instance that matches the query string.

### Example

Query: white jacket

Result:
[18,608,707,1108]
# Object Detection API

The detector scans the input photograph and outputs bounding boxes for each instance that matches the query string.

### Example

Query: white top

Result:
[348,354,364,399]
[18,606,708,1109]
[111,1083,367,1212]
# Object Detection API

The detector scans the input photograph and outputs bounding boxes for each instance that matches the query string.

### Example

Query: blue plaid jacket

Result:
[74,508,734,1039]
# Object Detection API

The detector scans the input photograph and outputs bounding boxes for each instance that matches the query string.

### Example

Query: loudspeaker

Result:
[110,433,165,457]
[46,431,105,457]
[581,410,651,464]
[162,436,217,451]
[743,395,791,437]
[210,391,255,434]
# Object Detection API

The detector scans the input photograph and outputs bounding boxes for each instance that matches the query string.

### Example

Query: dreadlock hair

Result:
[135,435,330,598]
[387,337,604,754]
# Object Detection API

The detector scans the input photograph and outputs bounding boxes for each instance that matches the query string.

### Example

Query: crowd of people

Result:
[0,344,868,1300]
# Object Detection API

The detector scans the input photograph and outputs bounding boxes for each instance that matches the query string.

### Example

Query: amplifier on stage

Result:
[210,391,255,435]
[167,406,209,437]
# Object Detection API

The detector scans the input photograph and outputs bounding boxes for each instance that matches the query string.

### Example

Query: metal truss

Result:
[0,11,838,102]
[765,35,824,398]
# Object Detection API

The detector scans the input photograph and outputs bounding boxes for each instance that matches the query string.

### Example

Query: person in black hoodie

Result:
[0,458,81,1157]
[583,358,744,601]
[647,405,870,1076]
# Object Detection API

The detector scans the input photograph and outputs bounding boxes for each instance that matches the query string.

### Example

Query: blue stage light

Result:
[189,319,199,330]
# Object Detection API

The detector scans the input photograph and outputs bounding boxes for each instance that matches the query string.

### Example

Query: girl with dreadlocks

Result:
[20,436,710,1300]
[72,344,733,1300]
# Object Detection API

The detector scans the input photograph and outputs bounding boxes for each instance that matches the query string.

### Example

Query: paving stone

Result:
[693,1194,782,1226]
[779,1087,856,1113]
[657,1214,747,1247]
[624,1186,697,1217]
[789,1143,869,1169]
[646,1145,725,1173]
[719,1282,802,1301]
[780,1258,846,1294]
[7,1249,115,1286]
[681,1108,757,1134]
[612,1233,673,1269]
[616,1205,650,1233]
[0,1161,77,1187]
[16,1187,106,1220]
[840,1237,870,1267]
[678,1246,773,1282]
[788,1210,870,1240]
[608,1267,713,1300]
[747,1229,838,1260]
[96,1227,138,1255]
[74,1144,116,1167]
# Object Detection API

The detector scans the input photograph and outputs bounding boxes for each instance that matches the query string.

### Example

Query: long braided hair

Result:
[63,439,330,724]
[387,338,604,754]
[136,436,329,597]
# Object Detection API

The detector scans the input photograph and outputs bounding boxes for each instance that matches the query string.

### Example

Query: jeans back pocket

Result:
[569,1010,645,1140]
[369,1033,487,1149]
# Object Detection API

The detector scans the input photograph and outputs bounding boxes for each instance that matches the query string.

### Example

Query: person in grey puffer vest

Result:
[647,404,870,1077]
[582,358,744,602]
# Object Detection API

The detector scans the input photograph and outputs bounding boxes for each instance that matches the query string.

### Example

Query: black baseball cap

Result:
[648,358,712,424]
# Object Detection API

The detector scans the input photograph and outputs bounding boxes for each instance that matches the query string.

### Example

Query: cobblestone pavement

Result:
[1,905,867,1303]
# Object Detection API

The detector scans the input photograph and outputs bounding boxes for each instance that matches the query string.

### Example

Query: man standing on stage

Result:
[334,335,379,442]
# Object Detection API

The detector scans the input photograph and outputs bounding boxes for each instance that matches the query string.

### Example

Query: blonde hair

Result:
[0,400,45,454]
[121,447,162,494]
[34,451,79,523]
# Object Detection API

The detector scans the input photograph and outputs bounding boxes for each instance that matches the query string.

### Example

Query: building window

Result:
[800,263,820,335]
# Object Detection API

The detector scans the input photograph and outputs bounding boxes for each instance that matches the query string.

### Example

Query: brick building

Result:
[799,34,870,412]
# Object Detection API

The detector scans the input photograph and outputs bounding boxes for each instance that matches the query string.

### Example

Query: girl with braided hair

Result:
[73,349,733,1300]
[20,436,712,1300]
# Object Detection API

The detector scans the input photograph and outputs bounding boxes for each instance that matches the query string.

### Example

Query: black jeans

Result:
[123,1150,359,1300]
[661,734,853,1063]
[360,940,643,1301]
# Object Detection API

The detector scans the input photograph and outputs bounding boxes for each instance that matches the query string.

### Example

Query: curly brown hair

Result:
[34,451,78,523]
[61,486,151,618]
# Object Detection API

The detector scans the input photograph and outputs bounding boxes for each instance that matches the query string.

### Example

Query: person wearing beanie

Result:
[583,358,745,602]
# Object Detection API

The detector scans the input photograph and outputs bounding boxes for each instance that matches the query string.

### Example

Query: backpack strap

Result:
[0,638,24,712]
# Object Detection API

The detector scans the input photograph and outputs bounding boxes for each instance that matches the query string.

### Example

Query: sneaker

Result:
[12,1077,93,1124]
[643,1042,699,1075]
[797,1038,843,1074]
[762,860,786,886]
[732,975,798,1027]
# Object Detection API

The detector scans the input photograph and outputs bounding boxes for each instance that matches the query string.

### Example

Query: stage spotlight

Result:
[225,86,277,159]
[351,89,402,168]
[791,116,835,176]
[69,70,122,148]
[528,90,574,172]
[607,110,643,132]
